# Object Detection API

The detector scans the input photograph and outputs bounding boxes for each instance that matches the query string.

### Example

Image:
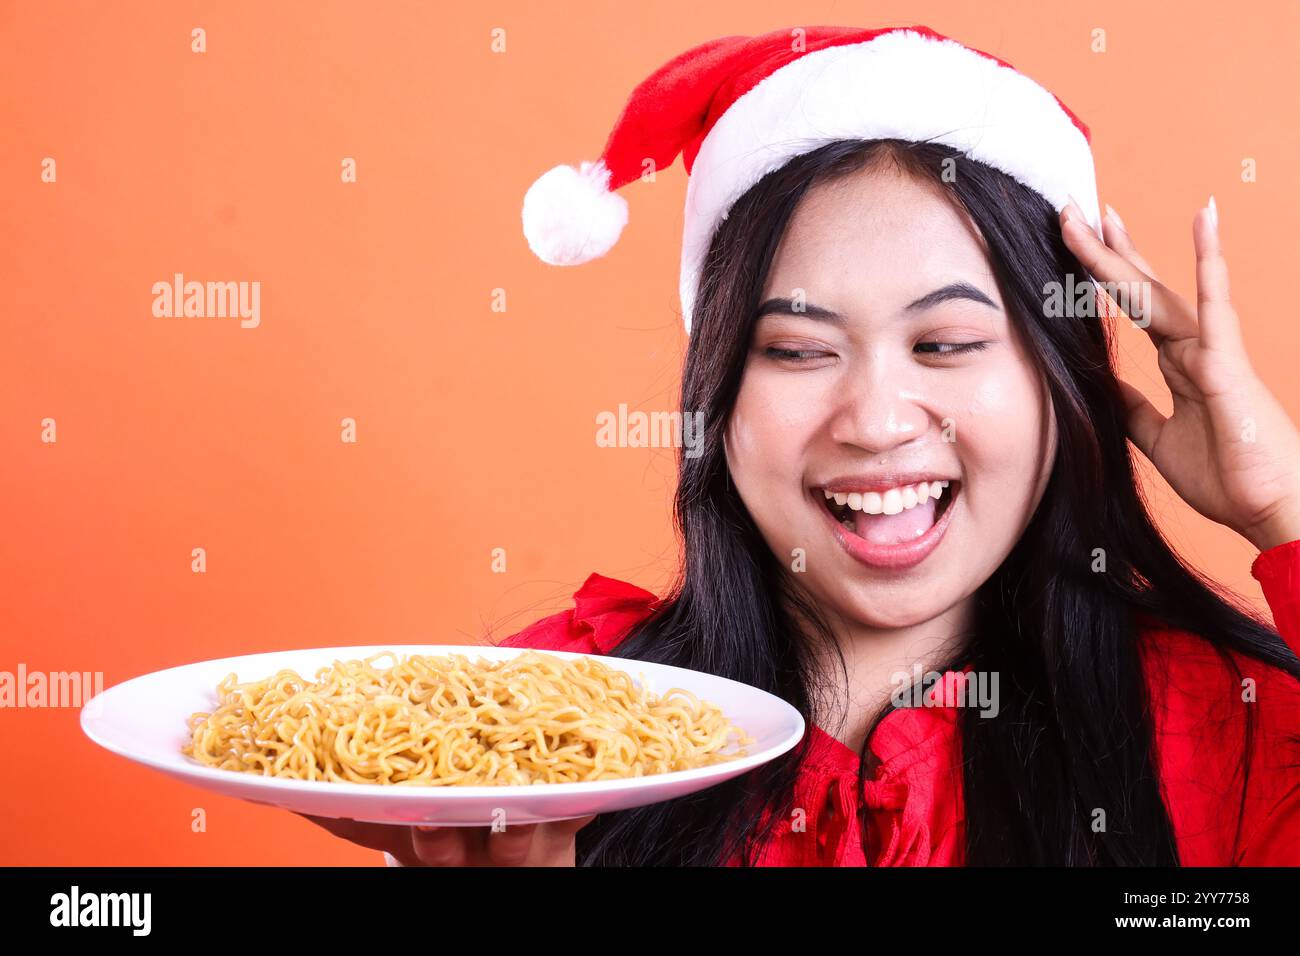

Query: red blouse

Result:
[496,539,1300,865]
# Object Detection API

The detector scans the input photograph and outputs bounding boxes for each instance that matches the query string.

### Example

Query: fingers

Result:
[411,825,474,866]
[411,816,594,866]
[297,812,595,867]
[1192,198,1245,357]
[1116,378,1167,463]
[294,813,423,863]
[548,813,598,837]
[541,814,597,866]
[482,823,540,865]
[409,823,542,866]
[1101,204,1161,281]
[1060,199,1199,345]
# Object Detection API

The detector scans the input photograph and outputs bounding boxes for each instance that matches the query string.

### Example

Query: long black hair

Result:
[576,138,1300,865]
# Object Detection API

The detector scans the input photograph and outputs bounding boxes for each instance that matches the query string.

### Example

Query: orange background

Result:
[2,0,1297,864]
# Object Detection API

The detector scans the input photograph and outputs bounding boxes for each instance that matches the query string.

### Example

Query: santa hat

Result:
[521,25,1103,334]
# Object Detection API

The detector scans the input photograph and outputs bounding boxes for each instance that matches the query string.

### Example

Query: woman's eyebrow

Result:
[754,297,844,322]
[755,282,997,322]
[904,281,998,312]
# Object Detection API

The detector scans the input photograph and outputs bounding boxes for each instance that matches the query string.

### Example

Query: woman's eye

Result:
[914,341,990,356]
[764,346,832,363]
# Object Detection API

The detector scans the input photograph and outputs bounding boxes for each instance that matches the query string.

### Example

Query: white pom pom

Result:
[522,160,628,265]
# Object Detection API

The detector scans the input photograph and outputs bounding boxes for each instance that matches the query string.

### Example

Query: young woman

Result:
[302,26,1300,866]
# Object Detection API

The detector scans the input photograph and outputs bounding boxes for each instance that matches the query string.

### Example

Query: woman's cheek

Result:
[753,368,830,432]
[728,378,820,530]
[731,373,822,460]
[725,391,784,506]
[952,365,1051,520]
[962,370,1008,420]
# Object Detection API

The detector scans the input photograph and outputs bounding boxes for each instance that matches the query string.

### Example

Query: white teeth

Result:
[822,480,953,514]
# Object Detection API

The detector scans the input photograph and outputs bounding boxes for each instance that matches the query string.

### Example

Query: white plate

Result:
[80,645,805,826]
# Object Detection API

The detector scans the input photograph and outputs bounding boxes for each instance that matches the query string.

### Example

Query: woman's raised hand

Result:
[1061,197,1300,552]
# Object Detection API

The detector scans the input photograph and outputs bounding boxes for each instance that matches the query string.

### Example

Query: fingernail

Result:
[1104,203,1127,231]
[1062,195,1096,237]
[1206,194,1219,232]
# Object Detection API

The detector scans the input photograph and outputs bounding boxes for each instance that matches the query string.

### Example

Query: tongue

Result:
[852,497,938,545]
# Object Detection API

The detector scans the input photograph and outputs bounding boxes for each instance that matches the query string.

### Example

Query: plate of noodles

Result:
[80,645,804,826]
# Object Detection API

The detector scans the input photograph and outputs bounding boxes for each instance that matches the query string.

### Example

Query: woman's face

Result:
[724,163,1057,632]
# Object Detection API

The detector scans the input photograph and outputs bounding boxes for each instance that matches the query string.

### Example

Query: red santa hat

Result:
[521,24,1103,334]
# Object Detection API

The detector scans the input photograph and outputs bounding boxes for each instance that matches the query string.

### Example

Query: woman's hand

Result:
[294,812,597,866]
[1061,197,1300,552]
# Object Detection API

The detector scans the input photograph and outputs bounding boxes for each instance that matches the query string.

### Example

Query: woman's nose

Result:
[826,365,934,453]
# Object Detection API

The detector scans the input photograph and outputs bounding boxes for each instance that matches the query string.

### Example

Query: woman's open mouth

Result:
[811,478,961,571]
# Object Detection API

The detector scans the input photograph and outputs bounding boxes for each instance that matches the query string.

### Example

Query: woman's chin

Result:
[830,589,956,630]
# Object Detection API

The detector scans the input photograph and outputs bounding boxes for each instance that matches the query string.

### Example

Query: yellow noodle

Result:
[181,650,755,785]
